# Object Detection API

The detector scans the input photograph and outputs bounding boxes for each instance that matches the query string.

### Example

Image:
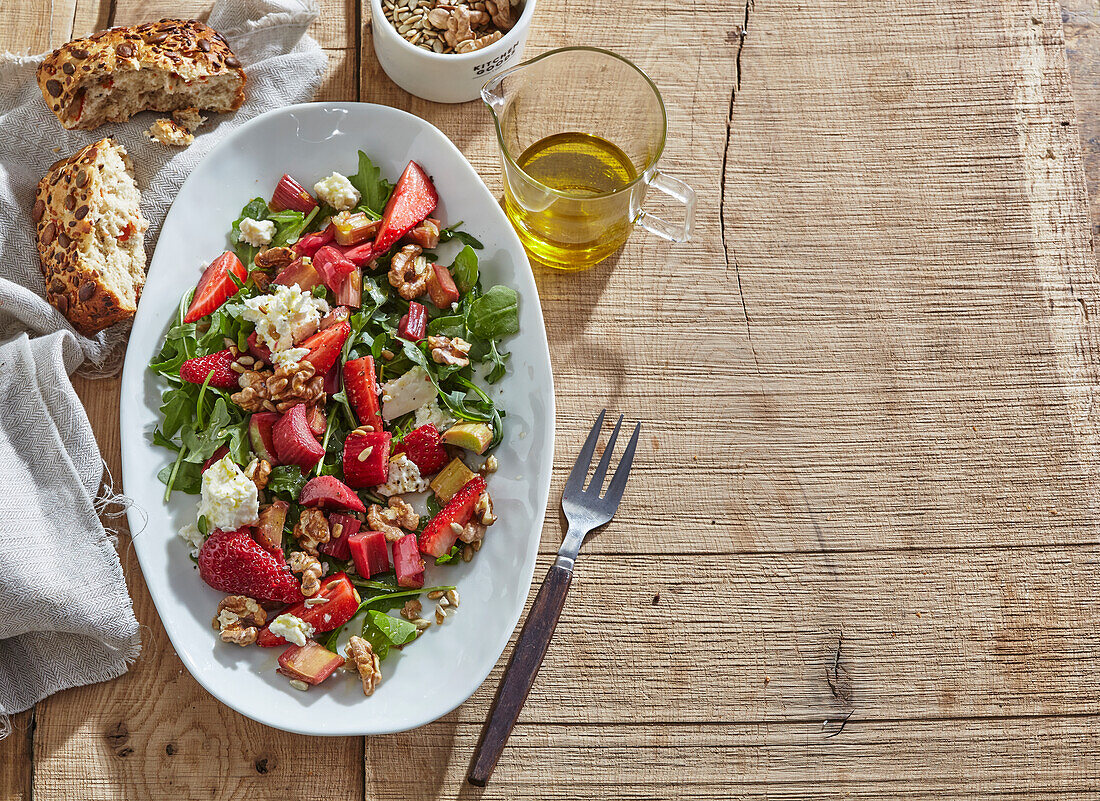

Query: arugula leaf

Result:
[269,206,318,247]
[483,339,510,384]
[159,385,196,439]
[268,465,307,498]
[438,221,484,250]
[427,313,465,339]
[157,458,203,495]
[320,627,343,653]
[435,545,462,565]
[468,285,519,341]
[348,151,394,215]
[450,245,479,295]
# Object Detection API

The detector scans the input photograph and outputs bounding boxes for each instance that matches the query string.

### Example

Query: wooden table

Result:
[4,0,1100,796]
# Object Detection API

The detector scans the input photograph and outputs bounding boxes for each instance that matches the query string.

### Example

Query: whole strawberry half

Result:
[180,349,239,389]
[397,424,449,475]
[198,527,303,604]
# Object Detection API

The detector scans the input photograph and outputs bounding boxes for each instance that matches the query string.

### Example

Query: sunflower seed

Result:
[446,589,460,607]
[289,679,309,691]
[435,606,446,624]
[427,590,444,600]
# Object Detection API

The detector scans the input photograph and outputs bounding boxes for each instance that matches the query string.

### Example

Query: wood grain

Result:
[3,0,1100,796]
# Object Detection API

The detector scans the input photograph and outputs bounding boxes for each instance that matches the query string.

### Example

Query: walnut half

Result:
[367,497,420,543]
[213,596,266,646]
[294,508,330,555]
[344,635,383,696]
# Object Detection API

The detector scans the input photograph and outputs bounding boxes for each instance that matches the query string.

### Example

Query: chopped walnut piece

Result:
[388,244,431,300]
[484,0,516,29]
[457,520,487,544]
[245,458,272,492]
[367,497,420,542]
[232,362,325,414]
[288,550,323,596]
[401,599,423,621]
[439,4,490,47]
[474,490,496,525]
[454,30,503,53]
[344,635,383,696]
[231,368,271,412]
[213,595,266,646]
[406,218,441,249]
[427,335,472,367]
[294,508,330,555]
[254,246,296,270]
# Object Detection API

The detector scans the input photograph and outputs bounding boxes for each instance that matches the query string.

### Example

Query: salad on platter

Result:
[149,151,519,695]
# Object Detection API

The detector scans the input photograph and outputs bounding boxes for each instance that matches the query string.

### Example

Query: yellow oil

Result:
[504,132,639,270]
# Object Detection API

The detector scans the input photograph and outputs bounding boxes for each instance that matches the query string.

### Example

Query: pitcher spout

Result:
[480,74,507,114]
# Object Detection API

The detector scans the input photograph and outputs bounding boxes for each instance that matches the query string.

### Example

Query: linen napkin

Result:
[0,0,327,728]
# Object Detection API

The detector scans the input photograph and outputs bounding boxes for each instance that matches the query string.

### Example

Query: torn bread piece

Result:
[145,117,194,147]
[171,106,206,133]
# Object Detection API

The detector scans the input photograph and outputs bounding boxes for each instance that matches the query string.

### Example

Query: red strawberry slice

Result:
[419,475,486,557]
[184,252,247,323]
[299,320,350,375]
[201,446,230,473]
[372,161,438,258]
[272,404,325,470]
[343,356,383,432]
[319,512,361,560]
[294,223,335,258]
[257,573,360,647]
[299,475,366,512]
[343,431,391,488]
[396,424,449,475]
[180,349,239,389]
[198,527,303,604]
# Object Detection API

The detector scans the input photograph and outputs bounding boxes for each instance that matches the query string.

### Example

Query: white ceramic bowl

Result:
[120,102,555,735]
[371,0,537,103]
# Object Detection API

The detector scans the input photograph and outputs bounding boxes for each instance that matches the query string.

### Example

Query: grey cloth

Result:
[0,0,326,724]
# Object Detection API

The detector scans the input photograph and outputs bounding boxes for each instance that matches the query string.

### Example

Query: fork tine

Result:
[563,410,605,497]
[603,423,641,506]
[586,414,623,495]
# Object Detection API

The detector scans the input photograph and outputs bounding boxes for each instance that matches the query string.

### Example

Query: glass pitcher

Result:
[482,47,696,271]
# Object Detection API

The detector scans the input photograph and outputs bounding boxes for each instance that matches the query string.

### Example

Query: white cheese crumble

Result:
[178,522,204,556]
[414,401,455,431]
[198,456,259,532]
[240,283,328,353]
[313,172,360,211]
[381,366,436,420]
[238,217,276,247]
[269,614,314,647]
[271,346,310,370]
[377,453,430,496]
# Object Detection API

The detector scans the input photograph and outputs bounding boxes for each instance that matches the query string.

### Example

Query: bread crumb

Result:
[144,118,194,148]
[171,106,206,133]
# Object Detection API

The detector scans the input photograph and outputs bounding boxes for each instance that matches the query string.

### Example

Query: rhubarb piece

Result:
[429,457,477,503]
[396,424,449,475]
[180,348,238,389]
[249,411,280,464]
[198,527,303,605]
[184,251,247,323]
[299,320,350,375]
[273,404,325,470]
[321,306,351,330]
[426,263,461,309]
[419,476,486,558]
[340,241,376,267]
[270,174,318,214]
[372,161,438,258]
[333,211,381,246]
[257,573,360,646]
[320,512,361,560]
[201,446,230,473]
[299,475,366,512]
[398,302,428,342]
[277,640,345,685]
[324,364,340,396]
[294,224,335,258]
[441,422,494,454]
[343,356,384,432]
[273,256,323,292]
[393,533,425,588]
[348,530,390,578]
[342,430,391,488]
[312,245,356,293]
[255,499,289,551]
[335,267,362,308]
[306,405,327,438]
[246,331,273,363]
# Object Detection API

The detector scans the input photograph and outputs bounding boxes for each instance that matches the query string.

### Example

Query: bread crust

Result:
[36,18,246,130]
[34,138,147,335]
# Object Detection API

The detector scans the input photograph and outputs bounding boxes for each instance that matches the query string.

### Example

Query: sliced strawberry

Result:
[324,364,340,396]
[277,641,345,685]
[372,161,438,258]
[306,405,327,438]
[198,527,302,605]
[273,257,323,292]
[427,263,461,309]
[201,446,230,473]
[348,530,390,578]
[398,302,428,341]
[255,499,289,551]
[184,252,247,323]
[270,174,318,214]
[180,348,238,389]
[419,475,486,557]
[343,431,391,488]
[393,533,425,588]
[294,224,335,258]
[319,512,361,560]
[299,320,350,375]
[299,475,366,512]
[249,411,280,464]
[257,573,360,647]
[396,424,449,475]
[343,356,383,432]
[272,404,325,471]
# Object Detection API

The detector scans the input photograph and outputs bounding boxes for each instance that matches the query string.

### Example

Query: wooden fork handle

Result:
[467,559,574,786]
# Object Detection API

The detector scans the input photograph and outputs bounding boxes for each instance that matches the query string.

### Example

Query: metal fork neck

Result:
[556,522,588,570]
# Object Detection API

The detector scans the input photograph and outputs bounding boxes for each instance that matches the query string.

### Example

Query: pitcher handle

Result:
[637,171,695,243]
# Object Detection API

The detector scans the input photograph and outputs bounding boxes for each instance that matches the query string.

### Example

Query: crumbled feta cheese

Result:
[381,367,437,420]
[198,456,259,532]
[313,172,360,211]
[271,346,310,369]
[269,613,314,647]
[238,217,276,247]
[240,284,328,353]
[414,401,455,431]
[377,453,430,496]
[178,522,204,555]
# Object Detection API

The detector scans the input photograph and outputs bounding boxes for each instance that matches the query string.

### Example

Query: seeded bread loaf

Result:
[34,138,149,335]
[36,19,246,131]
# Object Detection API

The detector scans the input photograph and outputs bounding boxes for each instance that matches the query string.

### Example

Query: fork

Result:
[467,410,641,786]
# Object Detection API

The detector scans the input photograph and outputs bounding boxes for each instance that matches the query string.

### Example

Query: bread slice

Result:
[36,19,246,131]
[34,138,149,335]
